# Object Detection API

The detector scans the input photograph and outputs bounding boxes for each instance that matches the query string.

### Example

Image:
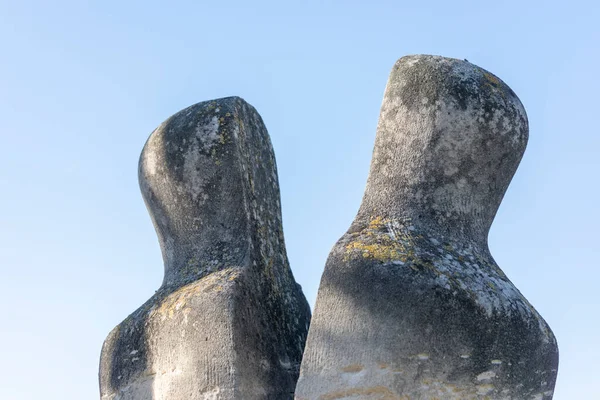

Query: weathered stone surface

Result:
[99,97,311,399]
[295,55,558,399]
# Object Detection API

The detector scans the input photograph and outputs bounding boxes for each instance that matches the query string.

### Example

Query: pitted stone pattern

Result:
[99,97,311,400]
[295,55,558,400]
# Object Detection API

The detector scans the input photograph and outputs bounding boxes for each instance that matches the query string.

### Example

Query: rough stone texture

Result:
[99,97,311,400]
[295,55,558,400]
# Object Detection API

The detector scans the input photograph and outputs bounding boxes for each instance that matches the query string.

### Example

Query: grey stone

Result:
[99,97,311,400]
[295,55,558,400]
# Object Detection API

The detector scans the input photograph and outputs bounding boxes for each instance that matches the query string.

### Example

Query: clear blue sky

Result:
[0,1,597,398]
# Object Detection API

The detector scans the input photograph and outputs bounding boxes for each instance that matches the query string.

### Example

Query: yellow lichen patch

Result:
[483,72,501,87]
[483,72,500,85]
[345,241,406,263]
[319,386,406,400]
[482,71,508,100]
[341,364,364,373]
[344,217,415,263]
[369,216,386,229]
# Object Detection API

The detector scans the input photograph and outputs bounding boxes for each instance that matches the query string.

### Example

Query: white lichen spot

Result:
[279,358,291,369]
[402,57,420,68]
[195,116,220,145]
[491,359,502,365]
[416,353,430,360]
[477,371,496,381]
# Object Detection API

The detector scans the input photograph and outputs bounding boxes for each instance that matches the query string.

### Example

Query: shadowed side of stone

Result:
[99,97,311,400]
[295,56,558,400]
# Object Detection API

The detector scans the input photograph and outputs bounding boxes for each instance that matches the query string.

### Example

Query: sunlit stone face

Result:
[296,55,558,400]
[100,97,311,400]
[360,55,529,242]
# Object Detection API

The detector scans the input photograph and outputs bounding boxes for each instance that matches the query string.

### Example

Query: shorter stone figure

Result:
[99,97,311,400]
[295,56,558,399]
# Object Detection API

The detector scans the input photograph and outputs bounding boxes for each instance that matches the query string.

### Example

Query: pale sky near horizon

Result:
[1,1,598,399]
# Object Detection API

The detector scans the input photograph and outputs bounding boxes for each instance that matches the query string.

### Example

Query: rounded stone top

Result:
[139,96,285,287]
[356,55,528,244]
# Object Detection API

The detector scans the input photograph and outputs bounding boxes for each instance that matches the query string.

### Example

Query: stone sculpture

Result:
[99,97,311,400]
[295,55,558,399]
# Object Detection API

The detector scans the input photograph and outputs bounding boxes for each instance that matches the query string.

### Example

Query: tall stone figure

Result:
[99,97,311,399]
[296,55,558,399]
